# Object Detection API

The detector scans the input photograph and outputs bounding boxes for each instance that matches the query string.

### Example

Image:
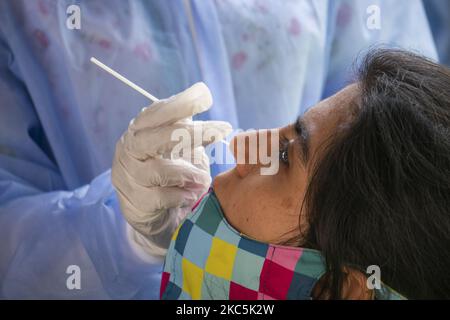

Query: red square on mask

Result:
[259,259,295,299]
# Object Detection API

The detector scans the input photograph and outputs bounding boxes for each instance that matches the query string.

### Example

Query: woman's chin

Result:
[212,168,237,216]
[212,169,230,199]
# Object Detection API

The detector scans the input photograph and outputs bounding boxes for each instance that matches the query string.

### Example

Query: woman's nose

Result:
[230,129,277,178]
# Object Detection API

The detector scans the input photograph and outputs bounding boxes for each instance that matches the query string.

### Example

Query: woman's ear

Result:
[340,268,373,300]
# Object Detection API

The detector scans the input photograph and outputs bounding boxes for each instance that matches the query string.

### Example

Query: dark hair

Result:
[303,49,450,299]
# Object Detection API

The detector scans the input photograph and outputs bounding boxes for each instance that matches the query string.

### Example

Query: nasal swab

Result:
[90,57,230,146]
[90,57,159,102]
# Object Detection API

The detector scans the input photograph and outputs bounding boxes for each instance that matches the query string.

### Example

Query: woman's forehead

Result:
[296,84,360,164]
[304,84,360,125]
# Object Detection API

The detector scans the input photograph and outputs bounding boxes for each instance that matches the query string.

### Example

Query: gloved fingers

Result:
[112,163,200,213]
[125,120,232,160]
[130,82,213,130]
[118,191,177,237]
[115,143,211,188]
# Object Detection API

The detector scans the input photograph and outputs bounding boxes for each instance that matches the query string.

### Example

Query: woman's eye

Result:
[279,139,289,165]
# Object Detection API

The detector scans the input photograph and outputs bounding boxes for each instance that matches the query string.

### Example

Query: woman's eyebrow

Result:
[294,116,310,164]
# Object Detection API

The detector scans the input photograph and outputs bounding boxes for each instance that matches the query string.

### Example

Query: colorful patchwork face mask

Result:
[160,189,404,300]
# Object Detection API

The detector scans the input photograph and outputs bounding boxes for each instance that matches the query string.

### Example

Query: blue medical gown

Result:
[0,0,437,299]
[424,0,450,66]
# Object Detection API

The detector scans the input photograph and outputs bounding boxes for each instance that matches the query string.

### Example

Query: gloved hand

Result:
[112,82,232,257]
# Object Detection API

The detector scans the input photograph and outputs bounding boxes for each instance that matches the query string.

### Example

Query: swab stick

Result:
[90,57,230,146]
[90,57,159,102]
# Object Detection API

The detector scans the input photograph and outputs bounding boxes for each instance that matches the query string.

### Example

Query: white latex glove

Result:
[112,82,232,257]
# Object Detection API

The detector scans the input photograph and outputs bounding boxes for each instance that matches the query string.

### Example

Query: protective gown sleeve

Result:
[0,37,163,300]
[423,0,450,66]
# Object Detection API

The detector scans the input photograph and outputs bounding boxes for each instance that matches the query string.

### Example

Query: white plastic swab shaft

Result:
[90,57,229,146]
[90,57,159,102]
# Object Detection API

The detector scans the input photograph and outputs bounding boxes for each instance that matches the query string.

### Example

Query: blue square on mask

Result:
[183,224,213,269]
[201,272,231,300]
[175,219,193,255]
[162,281,182,300]
[178,290,193,300]
[238,237,269,258]
[162,242,176,274]
[231,249,266,291]
[294,250,326,278]
[171,253,184,290]
[195,197,223,236]
[215,221,241,246]
[189,195,209,223]
[286,273,317,300]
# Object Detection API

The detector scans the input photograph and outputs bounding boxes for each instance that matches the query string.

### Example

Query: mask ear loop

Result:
[238,231,261,242]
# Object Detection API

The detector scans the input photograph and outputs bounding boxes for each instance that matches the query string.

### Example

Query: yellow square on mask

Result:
[205,237,238,280]
[182,258,204,300]
[172,223,182,241]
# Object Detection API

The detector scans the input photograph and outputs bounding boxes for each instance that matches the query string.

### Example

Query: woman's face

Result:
[213,84,359,244]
